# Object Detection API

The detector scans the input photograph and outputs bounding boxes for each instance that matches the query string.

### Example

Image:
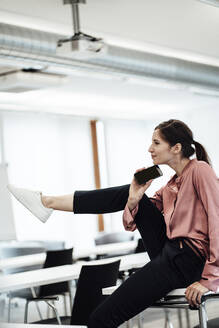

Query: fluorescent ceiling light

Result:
[126,76,219,97]
[198,0,219,7]
[0,71,68,93]
[0,91,178,119]
[188,86,219,97]
[127,77,186,90]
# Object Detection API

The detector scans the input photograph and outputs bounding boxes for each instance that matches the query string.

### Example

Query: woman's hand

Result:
[127,167,153,211]
[185,282,209,307]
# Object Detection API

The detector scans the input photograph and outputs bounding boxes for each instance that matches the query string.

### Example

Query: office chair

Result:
[24,247,73,323]
[135,238,145,254]
[0,245,46,322]
[103,285,219,328]
[152,289,219,328]
[31,259,121,325]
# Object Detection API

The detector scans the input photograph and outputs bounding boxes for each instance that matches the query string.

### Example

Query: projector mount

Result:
[58,0,102,47]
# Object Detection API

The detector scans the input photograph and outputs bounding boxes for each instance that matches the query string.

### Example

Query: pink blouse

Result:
[123,159,219,292]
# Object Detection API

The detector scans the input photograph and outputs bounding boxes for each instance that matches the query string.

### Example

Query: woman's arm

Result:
[123,167,163,231]
[127,167,154,211]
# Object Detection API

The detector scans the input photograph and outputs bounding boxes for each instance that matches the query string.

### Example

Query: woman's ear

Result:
[173,143,182,154]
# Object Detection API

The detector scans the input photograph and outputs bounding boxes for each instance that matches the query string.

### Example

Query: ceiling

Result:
[0,0,219,60]
[0,0,219,119]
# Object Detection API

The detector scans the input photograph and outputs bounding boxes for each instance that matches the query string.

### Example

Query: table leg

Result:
[31,287,43,320]
[68,280,74,311]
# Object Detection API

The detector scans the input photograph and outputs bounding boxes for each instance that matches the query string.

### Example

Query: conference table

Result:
[0,252,149,309]
[0,241,137,272]
[0,324,86,328]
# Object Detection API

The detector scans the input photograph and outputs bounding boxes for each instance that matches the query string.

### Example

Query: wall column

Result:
[90,120,104,232]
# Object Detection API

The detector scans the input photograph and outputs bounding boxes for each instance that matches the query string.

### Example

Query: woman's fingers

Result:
[191,290,198,306]
[128,167,154,210]
[124,222,136,231]
[185,282,209,307]
[185,285,197,306]
[197,291,203,304]
[185,288,194,306]
[141,179,153,190]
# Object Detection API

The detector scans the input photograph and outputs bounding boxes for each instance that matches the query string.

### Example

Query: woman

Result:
[8,119,219,328]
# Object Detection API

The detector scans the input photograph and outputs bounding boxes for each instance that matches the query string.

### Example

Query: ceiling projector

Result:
[57,35,107,60]
[57,0,107,60]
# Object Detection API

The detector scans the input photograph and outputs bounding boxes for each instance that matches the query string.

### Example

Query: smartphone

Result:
[134,165,163,185]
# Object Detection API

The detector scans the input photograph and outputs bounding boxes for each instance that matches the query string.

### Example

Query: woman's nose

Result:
[148,145,153,152]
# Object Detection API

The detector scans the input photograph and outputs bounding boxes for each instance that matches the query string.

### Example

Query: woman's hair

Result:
[155,119,211,166]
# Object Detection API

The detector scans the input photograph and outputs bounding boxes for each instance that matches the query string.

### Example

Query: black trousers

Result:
[74,185,205,328]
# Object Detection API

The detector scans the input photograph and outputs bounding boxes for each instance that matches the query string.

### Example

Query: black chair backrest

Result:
[70,260,120,326]
[39,248,73,297]
[135,238,145,253]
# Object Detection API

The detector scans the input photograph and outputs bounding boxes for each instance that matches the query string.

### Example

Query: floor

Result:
[0,294,219,327]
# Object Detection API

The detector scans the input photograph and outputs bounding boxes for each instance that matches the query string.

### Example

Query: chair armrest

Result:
[164,289,186,301]
[201,291,218,302]
[26,296,59,302]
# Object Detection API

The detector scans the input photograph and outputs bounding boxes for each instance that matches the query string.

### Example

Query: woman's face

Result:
[148,129,175,165]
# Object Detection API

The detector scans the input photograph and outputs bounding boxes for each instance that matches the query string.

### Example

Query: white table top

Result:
[0,324,86,328]
[0,252,149,294]
[0,240,137,271]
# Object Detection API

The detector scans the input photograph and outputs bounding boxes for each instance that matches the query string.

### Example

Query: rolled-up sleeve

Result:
[122,204,139,231]
[193,162,219,292]
[122,186,164,231]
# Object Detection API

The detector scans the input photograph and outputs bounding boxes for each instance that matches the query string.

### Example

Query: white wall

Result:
[3,112,97,249]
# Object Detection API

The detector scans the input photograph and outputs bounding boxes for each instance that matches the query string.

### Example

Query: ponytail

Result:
[155,119,212,166]
[193,141,211,166]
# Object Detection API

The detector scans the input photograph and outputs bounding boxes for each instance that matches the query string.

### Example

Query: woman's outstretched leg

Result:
[73,185,130,214]
[7,184,130,223]
[42,193,74,212]
[7,185,75,223]
[8,184,166,259]
[40,184,131,213]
